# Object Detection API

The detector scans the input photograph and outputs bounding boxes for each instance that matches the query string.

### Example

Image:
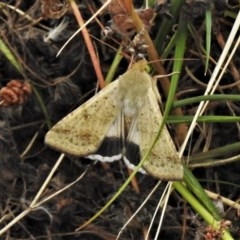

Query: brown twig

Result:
[69,0,105,89]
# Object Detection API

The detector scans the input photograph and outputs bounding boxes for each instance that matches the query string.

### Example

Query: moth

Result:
[45,60,183,180]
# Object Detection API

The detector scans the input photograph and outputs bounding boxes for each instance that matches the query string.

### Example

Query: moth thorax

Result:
[124,114,135,134]
[122,96,144,116]
[123,104,136,118]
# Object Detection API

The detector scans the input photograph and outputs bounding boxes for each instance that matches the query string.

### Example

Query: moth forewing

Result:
[45,80,121,156]
[87,112,123,162]
[139,89,183,180]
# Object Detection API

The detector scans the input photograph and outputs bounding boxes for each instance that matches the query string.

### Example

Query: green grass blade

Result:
[0,38,22,73]
[172,94,240,109]
[163,19,187,118]
[154,0,185,53]
[173,179,234,240]
[183,166,221,219]
[167,115,240,123]
[204,8,212,74]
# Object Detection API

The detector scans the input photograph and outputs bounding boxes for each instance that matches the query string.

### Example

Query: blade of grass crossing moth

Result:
[138,84,182,179]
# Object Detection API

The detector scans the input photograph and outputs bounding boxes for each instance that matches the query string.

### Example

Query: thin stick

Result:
[69,0,105,89]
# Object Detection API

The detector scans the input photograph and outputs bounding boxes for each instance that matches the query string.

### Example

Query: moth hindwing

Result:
[45,60,183,180]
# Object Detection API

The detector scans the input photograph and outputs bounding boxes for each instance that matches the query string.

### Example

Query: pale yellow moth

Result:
[45,60,183,180]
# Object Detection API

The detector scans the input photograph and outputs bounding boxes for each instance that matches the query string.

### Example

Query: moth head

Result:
[131,59,150,72]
